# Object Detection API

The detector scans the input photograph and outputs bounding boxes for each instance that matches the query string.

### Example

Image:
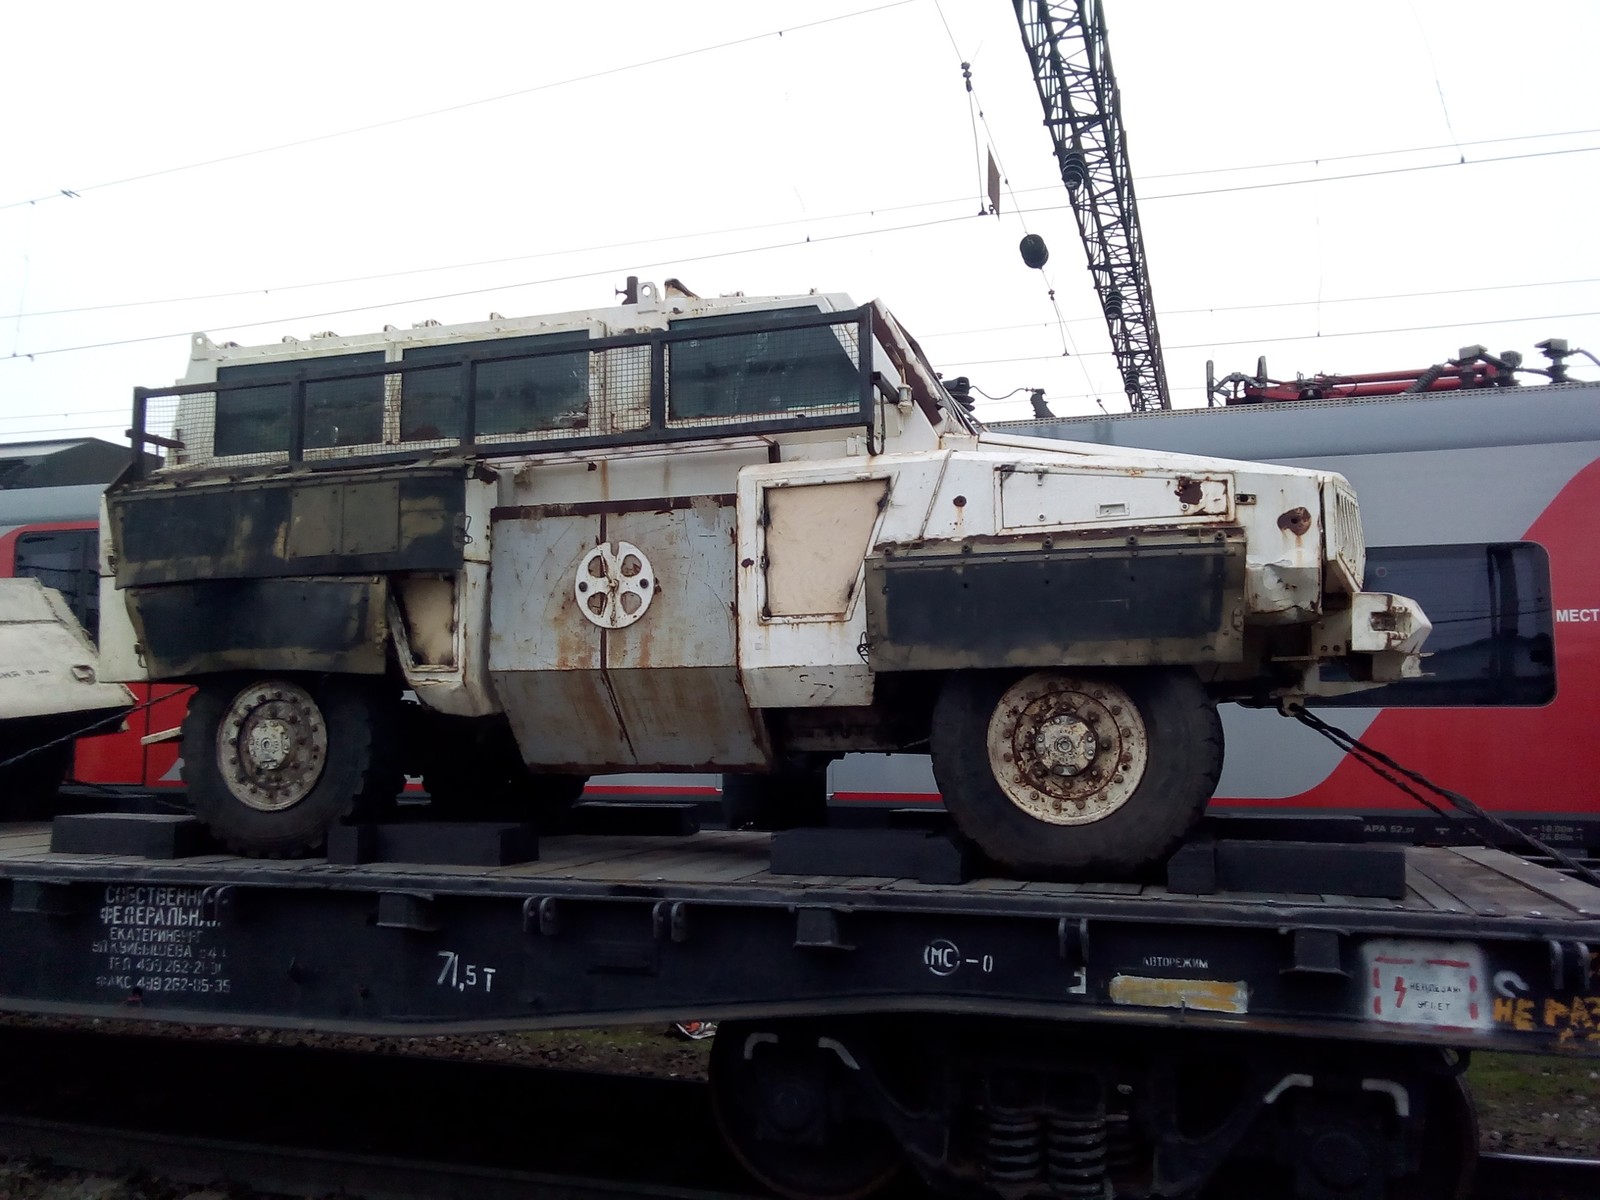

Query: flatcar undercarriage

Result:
[0,815,1590,1200]
[710,1017,1476,1200]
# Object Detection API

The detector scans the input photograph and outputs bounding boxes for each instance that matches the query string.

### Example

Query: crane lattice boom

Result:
[1012,0,1170,411]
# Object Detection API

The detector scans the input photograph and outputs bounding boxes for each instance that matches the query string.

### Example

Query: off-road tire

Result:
[931,667,1222,879]
[183,675,403,857]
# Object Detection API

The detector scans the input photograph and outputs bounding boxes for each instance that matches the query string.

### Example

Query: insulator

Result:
[1102,291,1123,321]
[1019,233,1050,270]
[1046,1112,1109,1197]
[1060,149,1088,191]
[981,1107,1043,1184]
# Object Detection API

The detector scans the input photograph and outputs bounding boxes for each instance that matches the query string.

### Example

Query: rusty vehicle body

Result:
[99,283,1427,874]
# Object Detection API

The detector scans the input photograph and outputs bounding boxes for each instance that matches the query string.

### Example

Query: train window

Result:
[1314,541,1555,707]
[400,333,591,441]
[13,529,99,642]
[667,309,861,424]
[214,352,386,457]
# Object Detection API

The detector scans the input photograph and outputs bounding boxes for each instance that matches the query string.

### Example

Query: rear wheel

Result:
[182,675,402,857]
[931,668,1221,878]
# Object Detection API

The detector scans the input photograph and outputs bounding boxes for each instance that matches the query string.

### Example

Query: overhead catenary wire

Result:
[1138,126,1600,181]
[3,209,989,360]
[942,310,1600,368]
[929,0,1101,403]
[5,147,1597,365]
[6,142,1596,325]
[917,276,1600,338]
[0,1,918,213]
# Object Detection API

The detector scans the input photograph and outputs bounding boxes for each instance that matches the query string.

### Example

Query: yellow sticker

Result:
[1108,975,1249,1014]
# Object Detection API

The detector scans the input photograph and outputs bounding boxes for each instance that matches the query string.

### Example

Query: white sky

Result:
[2,0,1597,437]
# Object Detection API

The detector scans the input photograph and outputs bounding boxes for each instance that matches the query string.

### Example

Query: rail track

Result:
[0,1025,1590,1200]
[0,1114,767,1200]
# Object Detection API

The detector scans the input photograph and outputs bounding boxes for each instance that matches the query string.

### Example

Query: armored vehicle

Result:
[100,283,1427,874]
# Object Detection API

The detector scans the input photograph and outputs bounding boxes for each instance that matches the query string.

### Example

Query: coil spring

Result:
[982,1106,1044,1184]
[1046,1112,1108,1198]
[1104,1110,1138,1173]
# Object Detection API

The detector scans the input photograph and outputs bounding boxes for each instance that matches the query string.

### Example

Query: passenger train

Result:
[3,368,1595,851]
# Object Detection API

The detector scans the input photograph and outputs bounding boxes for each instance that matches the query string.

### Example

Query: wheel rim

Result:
[216,681,329,812]
[711,1023,902,1200]
[984,672,1149,826]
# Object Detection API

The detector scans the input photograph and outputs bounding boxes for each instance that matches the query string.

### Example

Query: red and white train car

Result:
[0,441,187,792]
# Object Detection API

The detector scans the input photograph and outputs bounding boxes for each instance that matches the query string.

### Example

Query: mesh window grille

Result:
[667,315,861,427]
[141,308,868,472]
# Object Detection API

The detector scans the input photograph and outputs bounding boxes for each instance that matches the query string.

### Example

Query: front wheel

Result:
[930,668,1221,879]
[182,675,402,857]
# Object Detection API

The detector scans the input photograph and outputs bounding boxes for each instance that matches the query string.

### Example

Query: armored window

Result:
[14,528,99,641]
[667,308,861,424]
[400,333,591,442]
[1315,541,1555,707]
[214,352,385,458]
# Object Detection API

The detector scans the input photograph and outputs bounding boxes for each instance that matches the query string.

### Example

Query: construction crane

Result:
[1011,0,1170,411]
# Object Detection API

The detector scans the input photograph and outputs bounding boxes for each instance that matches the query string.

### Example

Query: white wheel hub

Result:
[985,672,1149,825]
[217,681,329,812]
[574,541,655,629]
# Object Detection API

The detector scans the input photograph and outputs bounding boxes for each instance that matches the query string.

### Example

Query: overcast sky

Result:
[3,0,1597,439]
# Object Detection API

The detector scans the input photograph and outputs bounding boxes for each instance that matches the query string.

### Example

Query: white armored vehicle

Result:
[101,283,1427,874]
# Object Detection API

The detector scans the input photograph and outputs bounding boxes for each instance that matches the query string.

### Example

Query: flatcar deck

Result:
[0,822,1595,1053]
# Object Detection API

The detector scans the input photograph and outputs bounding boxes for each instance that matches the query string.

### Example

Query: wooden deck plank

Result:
[492,837,697,878]
[1399,865,1471,914]
[1405,848,1545,919]
[1073,882,1146,897]
[1448,846,1600,917]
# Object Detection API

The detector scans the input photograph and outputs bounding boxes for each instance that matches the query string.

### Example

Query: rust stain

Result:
[1174,477,1203,506]
[1277,507,1313,536]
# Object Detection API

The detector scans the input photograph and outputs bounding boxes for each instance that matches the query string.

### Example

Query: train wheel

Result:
[931,668,1221,878]
[183,675,401,857]
[721,767,829,831]
[1399,1070,1478,1200]
[711,1022,902,1200]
